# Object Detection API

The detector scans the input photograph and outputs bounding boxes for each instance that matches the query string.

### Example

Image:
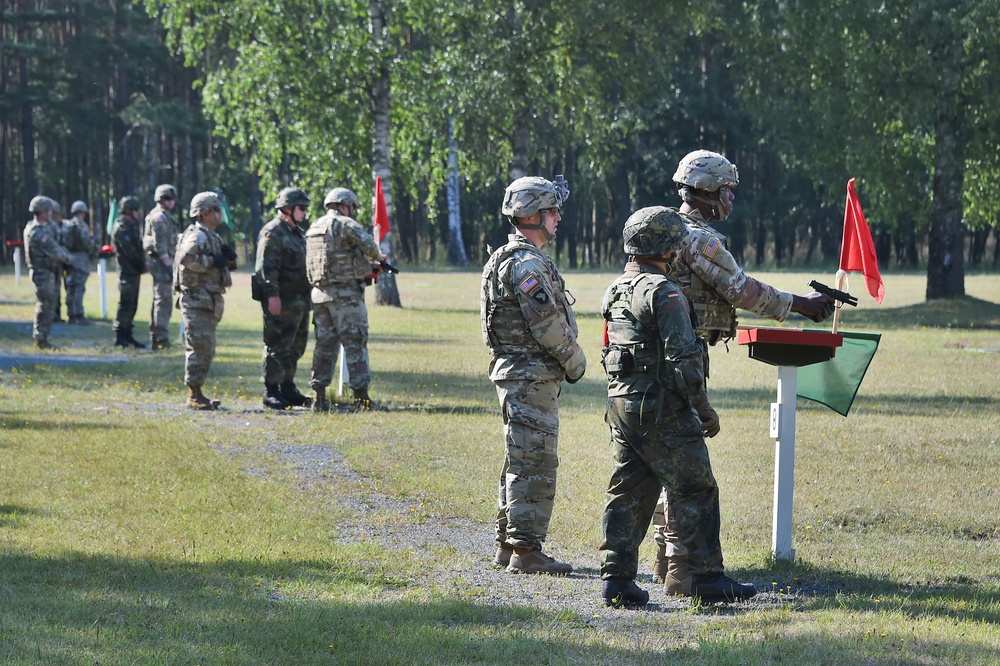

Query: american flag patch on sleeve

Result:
[519,275,539,294]
[703,237,720,259]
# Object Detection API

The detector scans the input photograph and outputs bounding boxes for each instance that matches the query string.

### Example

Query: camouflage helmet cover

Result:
[119,195,141,212]
[189,191,222,218]
[29,196,53,214]
[70,200,88,214]
[672,150,739,192]
[501,176,569,221]
[155,184,177,201]
[50,200,62,215]
[274,187,310,210]
[324,187,359,210]
[623,206,690,257]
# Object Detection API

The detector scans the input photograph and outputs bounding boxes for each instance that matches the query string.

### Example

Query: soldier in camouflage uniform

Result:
[175,192,237,410]
[111,196,147,349]
[24,196,71,350]
[61,200,98,325]
[144,184,182,349]
[306,187,388,413]
[650,150,836,590]
[49,201,67,323]
[599,206,757,607]
[254,187,313,410]
[481,175,586,575]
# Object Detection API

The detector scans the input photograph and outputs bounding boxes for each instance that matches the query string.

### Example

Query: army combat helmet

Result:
[673,150,739,221]
[623,206,690,258]
[274,187,310,211]
[155,184,177,202]
[324,187,359,213]
[119,195,141,213]
[29,196,53,214]
[70,200,88,215]
[501,175,570,241]
[189,191,222,218]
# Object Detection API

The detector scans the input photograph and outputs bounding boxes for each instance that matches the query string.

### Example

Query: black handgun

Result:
[379,260,400,274]
[809,280,858,307]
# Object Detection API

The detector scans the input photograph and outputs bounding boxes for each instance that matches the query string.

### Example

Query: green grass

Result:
[1,268,998,664]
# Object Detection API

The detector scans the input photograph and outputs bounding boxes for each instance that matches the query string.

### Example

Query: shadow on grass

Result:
[0,504,45,528]
[1,551,996,664]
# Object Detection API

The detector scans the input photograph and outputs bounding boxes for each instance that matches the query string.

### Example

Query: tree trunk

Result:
[368,0,401,307]
[446,115,468,266]
[925,111,965,300]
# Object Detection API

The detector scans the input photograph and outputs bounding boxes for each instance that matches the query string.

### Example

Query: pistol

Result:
[379,259,400,274]
[809,280,858,307]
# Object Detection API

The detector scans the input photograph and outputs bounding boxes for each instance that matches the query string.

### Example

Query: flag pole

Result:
[831,269,848,334]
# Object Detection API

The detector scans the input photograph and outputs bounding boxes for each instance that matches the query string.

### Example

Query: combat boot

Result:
[312,387,331,413]
[603,578,650,608]
[187,385,220,411]
[651,543,668,583]
[493,543,514,567]
[690,574,758,603]
[280,381,311,408]
[506,548,573,575]
[114,331,129,348]
[263,383,292,410]
[151,339,170,351]
[352,387,386,411]
[125,332,147,349]
[34,339,59,351]
[664,557,693,596]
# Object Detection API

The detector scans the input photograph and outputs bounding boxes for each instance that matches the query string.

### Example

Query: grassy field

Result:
[1,267,998,664]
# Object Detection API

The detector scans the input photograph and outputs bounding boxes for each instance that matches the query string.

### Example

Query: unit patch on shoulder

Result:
[703,237,720,259]
[519,274,549,305]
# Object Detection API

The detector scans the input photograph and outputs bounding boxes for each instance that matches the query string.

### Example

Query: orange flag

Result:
[841,178,884,303]
[373,176,390,243]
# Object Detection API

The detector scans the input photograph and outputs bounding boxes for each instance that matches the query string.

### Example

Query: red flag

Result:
[841,178,884,304]
[373,176,390,242]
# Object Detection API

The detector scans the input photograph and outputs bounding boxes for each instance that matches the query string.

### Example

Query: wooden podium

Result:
[737,327,843,561]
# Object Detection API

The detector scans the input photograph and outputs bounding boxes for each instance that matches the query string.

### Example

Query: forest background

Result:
[3,0,999,301]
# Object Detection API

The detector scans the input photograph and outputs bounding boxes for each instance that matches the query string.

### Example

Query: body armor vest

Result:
[174,225,232,293]
[673,216,737,345]
[306,214,372,287]
[481,237,573,356]
[601,272,664,380]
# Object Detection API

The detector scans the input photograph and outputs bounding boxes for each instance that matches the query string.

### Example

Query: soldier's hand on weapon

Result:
[210,254,227,268]
[268,295,282,316]
[792,292,836,323]
[221,244,238,262]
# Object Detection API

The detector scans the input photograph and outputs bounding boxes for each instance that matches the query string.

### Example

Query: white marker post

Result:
[338,344,349,396]
[98,257,108,319]
[13,246,22,285]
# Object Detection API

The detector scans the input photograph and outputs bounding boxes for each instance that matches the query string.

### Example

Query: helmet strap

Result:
[515,210,555,241]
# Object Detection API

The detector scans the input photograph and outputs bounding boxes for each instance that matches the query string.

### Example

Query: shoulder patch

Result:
[518,273,550,306]
[703,237,720,259]
[519,275,539,294]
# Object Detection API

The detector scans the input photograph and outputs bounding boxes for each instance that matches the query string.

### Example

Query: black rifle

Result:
[809,280,858,307]
[379,259,400,274]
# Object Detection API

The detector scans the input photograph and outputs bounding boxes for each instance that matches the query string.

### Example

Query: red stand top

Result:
[6,240,24,248]
[737,327,843,368]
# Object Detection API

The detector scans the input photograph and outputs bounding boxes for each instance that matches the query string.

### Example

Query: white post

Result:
[98,257,108,319]
[337,344,349,396]
[771,365,798,561]
[178,313,185,344]
[14,247,22,285]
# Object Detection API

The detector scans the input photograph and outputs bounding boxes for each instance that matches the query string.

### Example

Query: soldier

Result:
[24,196,71,350]
[650,150,836,590]
[49,200,67,323]
[111,196,147,349]
[599,206,758,607]
[254,187,313,410]
[175,192,237,410]
[144,184,182,349]
[61,200,99,325]
[481,175,586,575]
[306,187,388,413]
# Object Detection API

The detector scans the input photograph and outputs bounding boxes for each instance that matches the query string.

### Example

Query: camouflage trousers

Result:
[493,378,561,551]
[149,261,174,346]
[181,291,224,387]
[651,491,684,561]
[114,273,141,334]
[310,288,370,391]
[31,269,58,342]
[261,293,310,384]
[54,269,64,319]
[64,267,89,319]
[599,397,724,580]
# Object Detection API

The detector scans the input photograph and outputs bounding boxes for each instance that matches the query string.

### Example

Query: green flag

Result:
[220,197,233,228]
[105,199,119,236]
[797,330,881,416]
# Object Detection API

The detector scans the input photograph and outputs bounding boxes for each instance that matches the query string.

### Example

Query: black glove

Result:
[211,254,226,267]
[566,374,581,384]
[221,244,238,261]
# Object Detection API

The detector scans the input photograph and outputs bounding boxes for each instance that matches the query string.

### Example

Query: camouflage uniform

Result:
[144,203,182,347]
[599,260,724,582]
[306,210,382,392]
[175,220,232,387]
[24,217,71,344]
[254,216,311,385]
[60,215,98,321]
[112,213,146,338]
[481,233,586,552]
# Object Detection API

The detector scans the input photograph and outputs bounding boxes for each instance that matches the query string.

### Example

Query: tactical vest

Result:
[481,237,573,356]
[174,225,232,293]
[143,207,178,257]
[61,221,84,253]
[305,214,372,287]
[601,271,666,380]
[673,216,737,345]
[24,221,47,270]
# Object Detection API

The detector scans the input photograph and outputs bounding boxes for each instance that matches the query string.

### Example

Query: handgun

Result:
[379,260,400,274]
[809,280,858,307]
